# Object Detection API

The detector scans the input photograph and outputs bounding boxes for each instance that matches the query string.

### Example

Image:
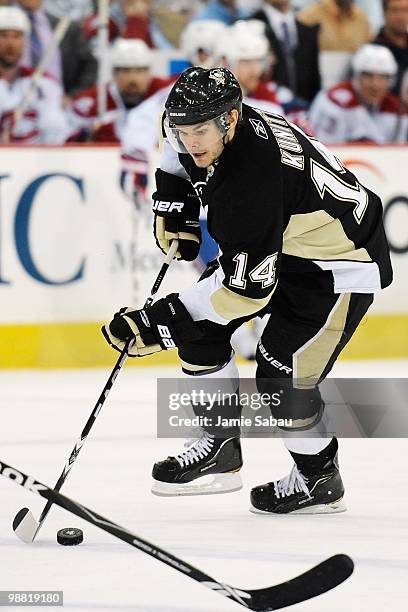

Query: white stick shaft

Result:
[13,16,71,126]
[97,0,110,120]
[164,239,179,265]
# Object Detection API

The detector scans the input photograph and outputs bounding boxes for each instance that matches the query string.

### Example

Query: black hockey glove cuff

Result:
[152,169,201,262]
[102,294,203,357]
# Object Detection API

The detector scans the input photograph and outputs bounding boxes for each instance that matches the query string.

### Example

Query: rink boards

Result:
[0,144,406,367]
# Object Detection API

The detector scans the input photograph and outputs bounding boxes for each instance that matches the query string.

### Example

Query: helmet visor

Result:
[164,112,231,155]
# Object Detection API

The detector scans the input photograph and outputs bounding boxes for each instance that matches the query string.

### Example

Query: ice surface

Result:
[1,360,407,611]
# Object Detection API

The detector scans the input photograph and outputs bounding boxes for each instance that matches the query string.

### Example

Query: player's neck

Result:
[225,124,237,146]
[0,65,19,84]
[383,26,407,48]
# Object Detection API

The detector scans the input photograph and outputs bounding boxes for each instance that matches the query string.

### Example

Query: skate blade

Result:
[151,472,243,497]
[249,497,347,515]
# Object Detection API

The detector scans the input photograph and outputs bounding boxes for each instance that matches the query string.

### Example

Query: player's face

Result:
[120,0,152,17]
[17,0,42,10]
[0,30,25,68]
[267,0,290,12]
[114,67,151,102]
[357,72,392,106]
[234,59,263,95]
[385,0,408,36]
[177,120,226,168]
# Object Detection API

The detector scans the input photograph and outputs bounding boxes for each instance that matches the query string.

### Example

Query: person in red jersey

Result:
[67,37,172,143]
[309,43,408,144]
[0,6,68,144]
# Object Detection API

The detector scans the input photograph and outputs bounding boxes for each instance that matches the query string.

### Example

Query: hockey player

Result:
[120,20,229,205]
[0,6,68,144]
[103,67,392,513]
[179,19,229,70]
[67,38,172,143]
[103,66,393,511]
[214,21,284,116]
[309,43,408,144]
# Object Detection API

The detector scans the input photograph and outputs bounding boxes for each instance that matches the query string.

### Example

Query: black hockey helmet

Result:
[165,66,243,127]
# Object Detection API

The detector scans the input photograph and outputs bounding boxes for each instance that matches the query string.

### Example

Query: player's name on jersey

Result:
[168,415,293,428]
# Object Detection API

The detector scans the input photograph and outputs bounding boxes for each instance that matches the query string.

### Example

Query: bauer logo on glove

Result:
[102,294,203,357]
[152,200,184,213]
[152,169,201,262]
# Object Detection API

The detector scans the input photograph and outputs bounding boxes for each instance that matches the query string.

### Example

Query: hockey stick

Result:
[97,0,110,121]
[12,240,179,544]
[1,460,354,611]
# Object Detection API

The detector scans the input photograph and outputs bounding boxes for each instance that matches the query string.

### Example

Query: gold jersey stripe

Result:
[211,284,276,321]
[293,293,351,388]
[283,210,372,262]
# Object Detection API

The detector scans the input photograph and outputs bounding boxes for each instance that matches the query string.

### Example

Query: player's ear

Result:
[229,109,239,129]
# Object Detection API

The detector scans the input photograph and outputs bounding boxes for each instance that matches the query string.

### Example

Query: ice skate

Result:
[152,431,243,496]
[250,455,346,514]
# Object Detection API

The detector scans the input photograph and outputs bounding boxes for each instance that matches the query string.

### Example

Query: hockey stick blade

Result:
[13,507,39,543]
[235,553,354,610]
[12,240,179,544]
[1,459,353,611]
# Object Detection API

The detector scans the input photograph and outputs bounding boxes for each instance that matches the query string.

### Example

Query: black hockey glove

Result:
[152,169,201,261]
[102,294,203,357]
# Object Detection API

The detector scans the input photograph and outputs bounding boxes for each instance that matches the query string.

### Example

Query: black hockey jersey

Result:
[158,104,392,325]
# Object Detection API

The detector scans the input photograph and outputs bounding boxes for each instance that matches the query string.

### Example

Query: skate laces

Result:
[175,431,215,467]
[274,465,311,499]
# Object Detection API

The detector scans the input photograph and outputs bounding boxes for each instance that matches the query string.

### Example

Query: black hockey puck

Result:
[57,528,83,546]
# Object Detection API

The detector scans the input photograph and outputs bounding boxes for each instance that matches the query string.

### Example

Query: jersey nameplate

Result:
[254,109,305,171]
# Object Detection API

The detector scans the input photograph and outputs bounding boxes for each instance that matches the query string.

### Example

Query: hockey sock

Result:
[180,355,241,438]
[287,438,339,477]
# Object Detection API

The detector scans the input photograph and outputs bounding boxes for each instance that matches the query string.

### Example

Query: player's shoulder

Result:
[251,81,280,104]
[227,106,282,189]
[72,85,98,117]
[146,76,175,98]
[35,71,64,96]
[19,66,35,79]
[380,92,405,114]
[327,81,360,109]
[214,107,283,229]
[241,104,282,153]
[18,66,56,86]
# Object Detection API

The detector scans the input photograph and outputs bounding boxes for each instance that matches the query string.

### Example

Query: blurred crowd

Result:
[0,0,407,152]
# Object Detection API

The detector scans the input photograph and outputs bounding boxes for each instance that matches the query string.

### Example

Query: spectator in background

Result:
[193,0,249,25]
[16,0,96,100]
[0,6,68,143]
[215,19,313,131]
[67,37,171,142]
[152,0,201,47]
[374,0,408,96]
[293,1,384,31]
[180,19,229,67]
[214,21,285,114]
[402,69,408,109]
[309,44,407,143]
[83,0,175,49]
[43,0,94,21]
[251,0,321,102]
[297,0,372,52]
